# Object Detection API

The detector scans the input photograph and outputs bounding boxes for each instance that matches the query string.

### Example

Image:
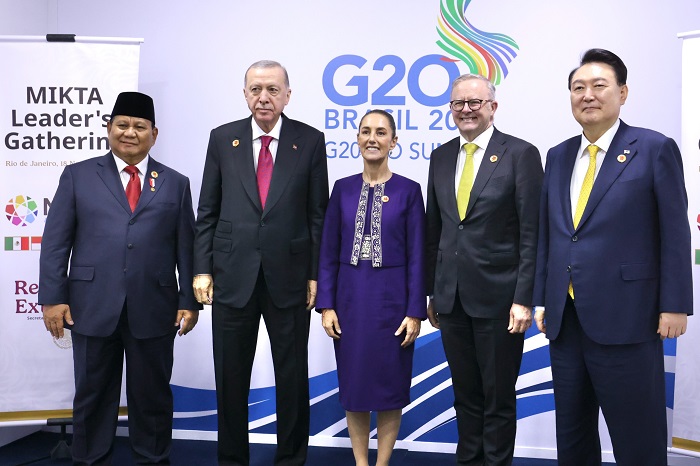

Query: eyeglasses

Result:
[449,99,492,112]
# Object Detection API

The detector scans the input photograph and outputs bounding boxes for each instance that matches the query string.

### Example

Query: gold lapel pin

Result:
[490,155,498,163]
[617,154,627,163]
[151,171,158,178]
[382,195,389,203]
[232,140,240,147]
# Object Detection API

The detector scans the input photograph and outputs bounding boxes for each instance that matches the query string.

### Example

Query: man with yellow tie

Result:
[425,74,543,465]
[533,49,692,465]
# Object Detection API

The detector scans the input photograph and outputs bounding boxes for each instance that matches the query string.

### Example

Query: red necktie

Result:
[257,136,274,209]
[124,165,141,212]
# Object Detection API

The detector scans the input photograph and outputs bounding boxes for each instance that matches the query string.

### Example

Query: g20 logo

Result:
[322,54,461,107]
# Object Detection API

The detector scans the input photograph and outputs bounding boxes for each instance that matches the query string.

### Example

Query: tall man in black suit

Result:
[39,92,200,465]
[425,74,543,465]
[193,60,329,466]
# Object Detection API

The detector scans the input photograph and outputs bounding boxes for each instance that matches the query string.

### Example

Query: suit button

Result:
[260,221,265,227]
[566,266,571,272]
[458,225,464,230]
[127,243,133,249]
[455,251,459,256]
[123,268,127,273]
[129,220,135,225]
[572,236,578,242]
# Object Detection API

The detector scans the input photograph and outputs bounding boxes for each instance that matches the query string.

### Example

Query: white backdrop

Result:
[1,0,698,460]
[671,30,700,457]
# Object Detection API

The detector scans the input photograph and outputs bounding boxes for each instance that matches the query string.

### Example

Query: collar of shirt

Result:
[114,153,149,190]
[576,118,620,162]
[252,116,284,170]
[570,119,621,215]
[454,125,495,196]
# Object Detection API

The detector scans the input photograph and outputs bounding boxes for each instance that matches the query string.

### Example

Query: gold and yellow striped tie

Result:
[457,143,478,220]
[569,144,599,299]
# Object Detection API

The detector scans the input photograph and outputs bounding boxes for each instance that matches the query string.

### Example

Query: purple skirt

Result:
[333,259,414,412]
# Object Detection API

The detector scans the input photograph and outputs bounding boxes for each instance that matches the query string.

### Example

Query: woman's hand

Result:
[396,316,421,348]
[321,309,341,339]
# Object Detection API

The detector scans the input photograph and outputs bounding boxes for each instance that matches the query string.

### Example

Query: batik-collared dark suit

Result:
[39,153,199,464]
[194,114,328,466]
[533,120,692,465]
[426,128,542,465]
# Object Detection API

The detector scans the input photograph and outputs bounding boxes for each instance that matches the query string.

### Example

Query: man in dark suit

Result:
[533,49,693,466]
[425,74,543,465]
[193,60,328,466]
[39,91,200,465]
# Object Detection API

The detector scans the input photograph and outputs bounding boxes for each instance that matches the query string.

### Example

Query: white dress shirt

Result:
[569,119,620,214]
[114,154,149,190]
[454,125,495,196]
[251,117,283,171]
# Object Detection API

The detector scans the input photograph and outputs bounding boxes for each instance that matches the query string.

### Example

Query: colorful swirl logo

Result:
[436,0,519,84]
[5,195,39,226]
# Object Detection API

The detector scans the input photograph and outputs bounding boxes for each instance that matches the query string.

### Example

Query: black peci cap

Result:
[111,91,155,125]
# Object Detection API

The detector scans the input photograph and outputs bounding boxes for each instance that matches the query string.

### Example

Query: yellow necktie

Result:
[569,144,599,299]
[457,143,478,220]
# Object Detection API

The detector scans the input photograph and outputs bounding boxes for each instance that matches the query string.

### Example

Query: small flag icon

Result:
[4,236,41,251]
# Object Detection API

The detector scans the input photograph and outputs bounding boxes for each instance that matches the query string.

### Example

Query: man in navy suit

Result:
[534,49,693,465]
[193,60,328,465]
[425,74,543,465]
[39,92,200,465]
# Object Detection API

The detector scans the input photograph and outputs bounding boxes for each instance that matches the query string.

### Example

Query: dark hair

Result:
[567,48,627,90]
[359,109,397,138]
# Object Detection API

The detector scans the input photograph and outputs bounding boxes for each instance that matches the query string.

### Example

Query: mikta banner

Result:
[0,35,141,423]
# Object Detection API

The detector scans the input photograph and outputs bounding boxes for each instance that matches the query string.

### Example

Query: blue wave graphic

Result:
[171,331,678,438]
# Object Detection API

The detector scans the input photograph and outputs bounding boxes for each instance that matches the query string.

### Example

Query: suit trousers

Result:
[549,296,667,466]
[439,292,524,466]
[71,305,176,465]
[212,268,310,466]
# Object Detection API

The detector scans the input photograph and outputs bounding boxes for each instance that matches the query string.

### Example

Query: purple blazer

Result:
[317,173,427,319]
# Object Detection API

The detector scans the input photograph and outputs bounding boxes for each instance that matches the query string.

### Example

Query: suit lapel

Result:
[466,128,505,218]
[576,121,637,230]
[230,119,261,211]
[97,153,132,214]
[560,138,580,233]
[435,138,461,224]
[132,157,165,215]
[263,115,301,216]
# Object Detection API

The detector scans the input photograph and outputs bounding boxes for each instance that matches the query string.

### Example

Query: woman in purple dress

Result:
[317,110,426,466]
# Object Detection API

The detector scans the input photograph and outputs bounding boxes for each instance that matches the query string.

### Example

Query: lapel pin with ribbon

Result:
[149,178,156,191]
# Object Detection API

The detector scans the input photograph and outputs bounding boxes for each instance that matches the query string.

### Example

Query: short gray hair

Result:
[244,60,290,87]
[451,74,495,100]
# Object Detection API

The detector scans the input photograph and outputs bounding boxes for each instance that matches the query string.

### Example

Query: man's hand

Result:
[508,303,532,334]
[321,309,341,339]
[427,299,439,329]
[534,308,546,334]
[175,310,199,336]
[658,312,687,340]
[193,274,213,304]
[43,304,73,339]
[306,280,317,310]
[396,316,421,348]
